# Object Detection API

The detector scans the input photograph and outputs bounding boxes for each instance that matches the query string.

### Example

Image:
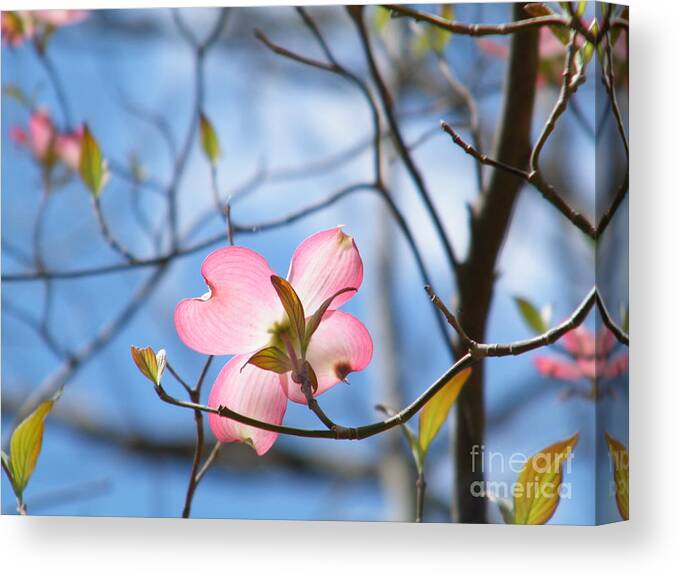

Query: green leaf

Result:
[524,3,570,45]
[431,4,453,54]
[412,4,454,58]
[514,297,549,334]
[270,276,306,354]
[605,433,629,520]
[303,360,319,394]
[513,433,579,525]
[79,124,109,197]
[199,112,220,165]
[373,6,390,33]
[584,18,600,65]
[1,450,11,488]
[580,38,595,66]
[8,398,57,496]
[418,368,472,455]
[245,346,293,374]
[131,346,166,385]
[576,1,587,17]
[412,32,431,59]
[303,287,357,354]
[2,83,31,108]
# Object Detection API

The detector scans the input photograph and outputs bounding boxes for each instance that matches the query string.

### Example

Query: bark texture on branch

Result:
[452,3,540,523]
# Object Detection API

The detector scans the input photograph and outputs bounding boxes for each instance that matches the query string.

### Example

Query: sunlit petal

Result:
[175,246,283,355]
[207,354,287,456]
[283,310,372,403]
[287,227,363,313]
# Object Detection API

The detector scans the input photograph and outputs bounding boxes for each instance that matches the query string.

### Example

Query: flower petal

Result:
[287,227,363,313]
[601,353,629,380]
[56,128,83,172]
[207,354,288,456]
[29,111,55,160]
[175,246,283,355]
[33,10,88,27]
[10,127,27,145]
[534,356,583,381]
[561,326,595,357]
[596,327,616,357]
[283,310,373,403]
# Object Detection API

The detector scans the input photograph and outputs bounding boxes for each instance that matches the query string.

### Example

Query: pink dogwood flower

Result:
[534,325,628,399]
[175,228,373,455]
[11,110,83,171]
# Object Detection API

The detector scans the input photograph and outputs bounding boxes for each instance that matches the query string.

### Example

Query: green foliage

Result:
[199,112,220,165]
[513,433,579,524]
[605,433,629,520]
[514,297,551,334]
[2,83,31,108]
[246,346,294,374]
[79,124,109,197]
[270,276,306,353]
[525,3,570,45]
[131,346,167,386]
[372,6,391,33]
[418,368,472,455]
[411,4,454,58]
[5,398,58,498]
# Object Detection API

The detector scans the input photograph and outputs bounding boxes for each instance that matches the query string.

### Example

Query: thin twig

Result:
[195,442,222,485]
[181,390,204,519]
[595,291,629,346]
[93,198,136,263]
[529,32,582,174]
[349,7,460,273]
[415,469,426,523]
[440,121,597,238]
[35,46,72,129]
[383,4,575,38]
[166,362,193,395]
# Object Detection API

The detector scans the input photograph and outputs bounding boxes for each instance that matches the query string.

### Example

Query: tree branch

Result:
[383,4,573,38]
[153,287,598,443]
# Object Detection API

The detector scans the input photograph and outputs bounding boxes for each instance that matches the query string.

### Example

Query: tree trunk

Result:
[452,3,540,523]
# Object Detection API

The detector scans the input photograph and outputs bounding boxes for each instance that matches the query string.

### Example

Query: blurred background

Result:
[1,3,628,523]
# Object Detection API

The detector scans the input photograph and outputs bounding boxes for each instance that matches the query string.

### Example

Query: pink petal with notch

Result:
[175,246,283,356]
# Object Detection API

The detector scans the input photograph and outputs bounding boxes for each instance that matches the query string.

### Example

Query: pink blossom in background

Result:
[477,27,584,88]
[534,325,628,397]
[175,228,373,455]
[55,127,84,172]
[1,9,87,47]
[32,10,88,28]
[10,110,57,163]
[11,110,84,171]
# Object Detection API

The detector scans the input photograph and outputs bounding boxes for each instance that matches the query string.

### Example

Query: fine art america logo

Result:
[468,443,576,501]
